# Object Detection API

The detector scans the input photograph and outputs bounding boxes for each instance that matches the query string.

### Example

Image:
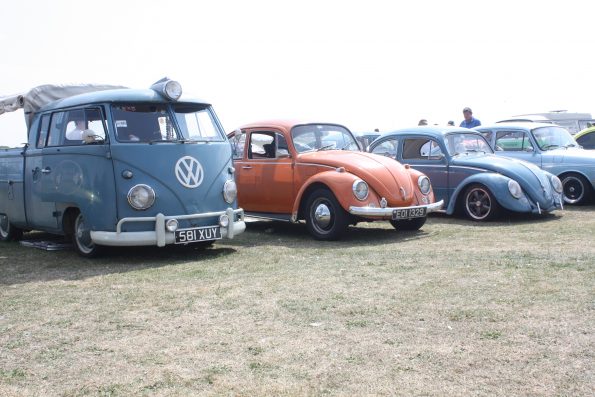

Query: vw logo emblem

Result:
[175,156,203,188]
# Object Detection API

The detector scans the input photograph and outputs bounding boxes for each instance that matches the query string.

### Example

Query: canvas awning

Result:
[0,84,126,128]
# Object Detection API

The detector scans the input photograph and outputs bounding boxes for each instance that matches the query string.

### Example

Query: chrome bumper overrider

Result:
[349,200,444,217]
[90,208,245,247]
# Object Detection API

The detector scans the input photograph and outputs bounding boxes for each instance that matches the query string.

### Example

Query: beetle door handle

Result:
[41,167,52,174]
[242,166,252,169]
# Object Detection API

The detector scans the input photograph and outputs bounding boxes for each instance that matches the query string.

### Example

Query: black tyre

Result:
[390,216,426,231]
[0,214,23,242]
[462,184,500,221]
[561,174,592,205]
[71,212,103,257]
[305,188,349,240]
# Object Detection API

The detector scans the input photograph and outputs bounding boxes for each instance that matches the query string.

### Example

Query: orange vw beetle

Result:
[229,121,443,239]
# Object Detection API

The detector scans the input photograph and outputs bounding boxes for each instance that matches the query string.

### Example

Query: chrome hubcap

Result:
[75,215,94,253]
[0,215,8,237]
[314,203,331,229]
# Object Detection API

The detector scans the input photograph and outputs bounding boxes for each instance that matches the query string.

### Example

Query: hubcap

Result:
[75,214,94,254]
[314,203,331,229]
[0,215,8,237]
[466,188,491,220]
[563,177,584,204]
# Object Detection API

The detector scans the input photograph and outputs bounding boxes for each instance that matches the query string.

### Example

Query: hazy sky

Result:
[1,0,593,147]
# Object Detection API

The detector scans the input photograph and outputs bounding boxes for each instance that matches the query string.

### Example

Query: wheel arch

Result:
[557,171,594,204]
[292,171,360,221]
[448,173,511,214]
[557,170,594,190]
[61,206,80,237]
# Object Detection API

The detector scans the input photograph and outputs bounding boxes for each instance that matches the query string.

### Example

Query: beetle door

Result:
[234,130,294,214]
[398,136,449,204]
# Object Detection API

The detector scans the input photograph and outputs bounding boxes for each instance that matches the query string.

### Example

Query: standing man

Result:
[460,107,481,128]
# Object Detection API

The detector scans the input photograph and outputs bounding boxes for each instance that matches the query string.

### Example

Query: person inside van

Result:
[66,119,87,140]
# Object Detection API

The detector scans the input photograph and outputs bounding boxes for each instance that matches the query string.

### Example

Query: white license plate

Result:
[392,207,427,220]
[175,226,222,244]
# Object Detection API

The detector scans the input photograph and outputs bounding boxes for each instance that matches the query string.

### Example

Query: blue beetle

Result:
[368,126,564,221]
[477,122,595,205]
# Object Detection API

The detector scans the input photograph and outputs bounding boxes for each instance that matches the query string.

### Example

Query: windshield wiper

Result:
[564,143,577,148]
[317,144,335,151]
[541,144,560,150]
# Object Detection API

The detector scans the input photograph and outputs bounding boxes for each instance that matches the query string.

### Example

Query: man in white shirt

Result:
[66,119,86,140]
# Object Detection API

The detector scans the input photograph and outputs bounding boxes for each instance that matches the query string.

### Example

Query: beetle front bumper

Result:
[349,200,444,218]
[90,208,245,247]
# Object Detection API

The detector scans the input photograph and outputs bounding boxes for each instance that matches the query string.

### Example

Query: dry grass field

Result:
[1,207,594,396]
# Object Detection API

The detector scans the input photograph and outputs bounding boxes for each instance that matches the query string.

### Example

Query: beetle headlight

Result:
[508,180,522,199]
[127,184,156,210]
[223,180,237,204]
[550,175,563,194]
[418,176,431,195]
[352,179,369,201]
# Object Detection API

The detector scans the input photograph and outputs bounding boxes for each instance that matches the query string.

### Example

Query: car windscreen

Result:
[291,124,359,153]
[112,104,181,143]
[444,133,493,156]
[532,126,578,150]
[173,104,225,142]
[111,103,224,143]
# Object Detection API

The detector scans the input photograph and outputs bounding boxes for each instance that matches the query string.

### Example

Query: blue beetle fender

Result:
[446,173,534,214]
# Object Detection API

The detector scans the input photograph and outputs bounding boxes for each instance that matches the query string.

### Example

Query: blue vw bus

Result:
[0,79,245,256]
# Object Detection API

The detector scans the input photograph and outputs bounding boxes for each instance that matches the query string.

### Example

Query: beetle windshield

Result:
[444,133,493,156]
[112,103,224,143]
[532,126,577,150]
[291,124,359,153]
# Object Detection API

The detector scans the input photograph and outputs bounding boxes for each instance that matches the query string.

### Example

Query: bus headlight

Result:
[127,184,156,210]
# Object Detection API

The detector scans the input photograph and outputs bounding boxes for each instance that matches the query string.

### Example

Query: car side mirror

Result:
[277,149,291,158]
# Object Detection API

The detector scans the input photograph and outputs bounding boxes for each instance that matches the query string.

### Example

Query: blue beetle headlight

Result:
[508,180,522,199]
[550,175,563,194]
